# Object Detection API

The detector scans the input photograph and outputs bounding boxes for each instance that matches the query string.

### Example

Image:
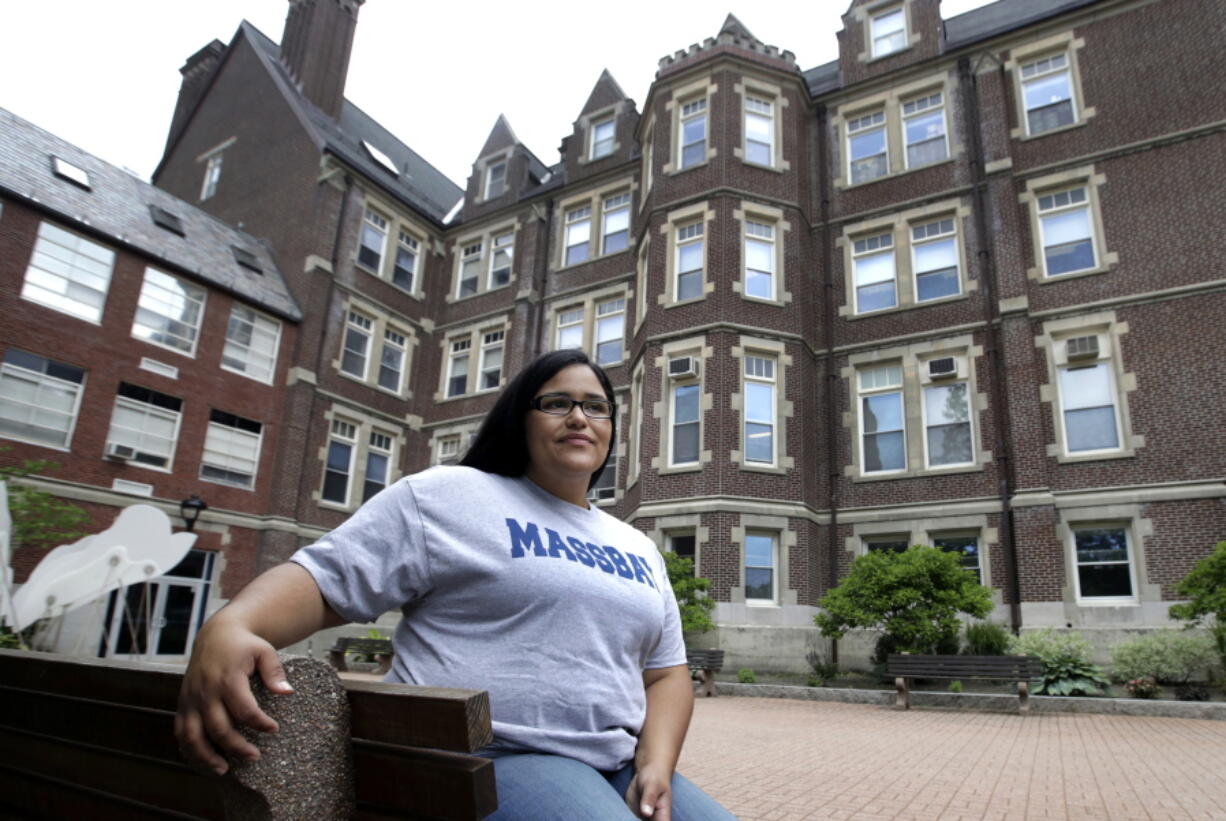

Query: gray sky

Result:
[1,0,993,188]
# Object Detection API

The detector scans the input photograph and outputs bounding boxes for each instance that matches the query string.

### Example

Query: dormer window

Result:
[871,6,906,58]
[201,153,223,200]
[590,117,615,160]
[485,160,507,200]
[51,156,91,190]
[149,205,185,237]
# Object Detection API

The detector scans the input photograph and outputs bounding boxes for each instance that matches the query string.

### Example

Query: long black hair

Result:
[459,350,617,490]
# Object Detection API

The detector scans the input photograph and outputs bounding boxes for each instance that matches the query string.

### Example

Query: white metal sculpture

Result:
[5,499,197,633]
[0,481,17,632]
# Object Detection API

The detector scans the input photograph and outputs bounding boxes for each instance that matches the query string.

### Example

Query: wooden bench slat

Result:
[0,650,182,712]
[353,741,497,821]
[0,766,214,821]
[346,679,493,753]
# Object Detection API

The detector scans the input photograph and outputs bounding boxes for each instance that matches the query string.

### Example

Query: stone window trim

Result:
[428,421,481,466]
[831,69,959,190]
[640,118,655,206]
[589,391,629,507]
[730,337,795,474]
[837,198,973,318]
[729,516,798,607]
[847,515,1000,598]
[645,515,710,578]
[1020,166,1118,282]
[447,218,521,303]
[475,150,512,204]
[627,361,645,488]
[1035,312,1143,464]
[433,314,512,403]
[330,297,418,399]
[314,405,404,512]
[732,202,793,306]
[1005,32,1096,141]
[732,76,790,172]
[554,177,638,271]
[1056,506,1156,609]
[354,194,430,300]
[658,201,717,308]
[578,102,628,165]
[651,336,713,475]
[548,283,632,368]
[662,76,719,176]
[843,334,991,482]
[854,0,922,64]
[635,234,650,329]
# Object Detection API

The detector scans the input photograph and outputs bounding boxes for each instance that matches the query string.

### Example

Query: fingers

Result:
[634,772,673,821]
[256,648,294,696]
[175,700,234,776]
[221,671,279,736]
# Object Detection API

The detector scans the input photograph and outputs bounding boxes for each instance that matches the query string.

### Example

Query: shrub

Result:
[1010,628,1109,696]
[806,674,824,687]
[1168,541,1226,680]
[1110,631,1218,684]
[1174,684,1210,701]
[0,449,90,552]
[1124,676,1160,699]
[663,551,715,635]
[965,622,1012,656]
[805,647,838,686]
[948,680,963,693]
[737,668,756,684]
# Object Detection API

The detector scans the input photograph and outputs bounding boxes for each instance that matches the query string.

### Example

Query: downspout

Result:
[958,57,1022,633]
[817,104,840,664]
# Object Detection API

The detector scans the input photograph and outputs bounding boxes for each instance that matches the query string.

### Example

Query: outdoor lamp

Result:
[179,494,208,532]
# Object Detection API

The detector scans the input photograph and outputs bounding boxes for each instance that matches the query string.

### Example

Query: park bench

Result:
[887,653,1044,713]
[0,648,496,819]
[329,635,395,675]
[687,649,725,698]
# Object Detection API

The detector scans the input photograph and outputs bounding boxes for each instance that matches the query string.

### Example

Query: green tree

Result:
[1168,541,1226,674]
[663,550,714,636]
[814,545,993,654]
[1,450,90,552]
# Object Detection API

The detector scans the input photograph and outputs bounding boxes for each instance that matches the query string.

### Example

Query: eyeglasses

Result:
[531,393,615,419]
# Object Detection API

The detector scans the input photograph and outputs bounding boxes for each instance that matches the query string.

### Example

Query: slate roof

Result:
[0,108,301,322]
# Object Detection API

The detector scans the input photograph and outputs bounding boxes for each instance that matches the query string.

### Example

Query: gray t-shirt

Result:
[291,465,687,770]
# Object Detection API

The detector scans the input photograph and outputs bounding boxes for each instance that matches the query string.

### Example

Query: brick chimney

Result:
[280,0,365,119]
[165,39,226,150]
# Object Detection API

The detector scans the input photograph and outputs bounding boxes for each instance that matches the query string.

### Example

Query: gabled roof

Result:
[0,108,301,321]
[579,70,629,117]
[718,13,758,42]
[477,114,520,159]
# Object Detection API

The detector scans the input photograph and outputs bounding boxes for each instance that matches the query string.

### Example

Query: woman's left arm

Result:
[625,664,694,820]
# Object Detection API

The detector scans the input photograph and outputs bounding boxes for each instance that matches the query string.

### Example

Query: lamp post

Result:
[179,495,208,532]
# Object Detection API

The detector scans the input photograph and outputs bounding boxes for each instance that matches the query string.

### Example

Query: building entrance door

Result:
[100,548,215,662]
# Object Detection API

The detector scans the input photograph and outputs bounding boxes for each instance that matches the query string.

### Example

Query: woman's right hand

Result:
[173,615,295,775]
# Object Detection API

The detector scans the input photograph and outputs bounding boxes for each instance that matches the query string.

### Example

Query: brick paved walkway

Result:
[677,697,1226,821]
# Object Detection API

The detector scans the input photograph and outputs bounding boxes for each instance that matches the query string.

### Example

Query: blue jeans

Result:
[482,752,737,820]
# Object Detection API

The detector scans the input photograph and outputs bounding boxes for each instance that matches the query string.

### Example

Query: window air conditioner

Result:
[668,356,699,380]
[105,443,135,461]
[587,486,617,502]
[927,357,958,379]
[1066,335,1100,360]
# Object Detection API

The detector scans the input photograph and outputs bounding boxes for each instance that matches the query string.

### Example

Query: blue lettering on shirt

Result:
[567,537,597,567]
[503,518,658,589]
[546,528,576,561]
[602,545,635,580]
[628,553,657,588]
[506,518,546,558]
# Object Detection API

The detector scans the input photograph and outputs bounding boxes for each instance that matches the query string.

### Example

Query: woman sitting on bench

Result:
[176,350,735,821]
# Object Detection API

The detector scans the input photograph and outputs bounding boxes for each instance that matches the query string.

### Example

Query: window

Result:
[222,305,281,384]
[132,268,206,357]
[1037,187,1096,276]
[447,338,471,398]
[340,312,372,379]
[1058,361,1120,454]
[1021,53,1075,135]
[1072,525,1135,601]
[357,209,388,273]
[903,92,947,168]
[393,230,419,291]
[556,307,584,350]
[489,232,513,289]
[679,98,707,170]
[22,221,115,323]
[853,232,896,313]
[871,6,906,58]
[322,419,356,504]
[923,380,973,467]
[590,117,615,160]
[744,96,774,166]
[744,220,775,300]
[670,382,700,466]
[363,431,392,503]
[911,218,959,302]
[675,223,704,301]
[479,330,504,391]
[232,246,262,273]
[458,242,482,297]
[744,532,776,602]
[200,153,223,200]
[588,454,618,502]
[0,349,84,449]
[865,536,910,554]
[642,128,654,194]
[595,299,625,365]
[201,410,262,489]
[933,534,981,583]
[379,328,406,393]
[106,383,182,470]
[743,355,776,465]
[859,365,905,473]
[667,532,696,566]
[437,435,461,465]
[485,160,507,199]
[52,156,91,189]
[628,365,644,486]
[847,111,887,185]
[565,206,591,265]
[149,205,185,237]
[601,193,631,255]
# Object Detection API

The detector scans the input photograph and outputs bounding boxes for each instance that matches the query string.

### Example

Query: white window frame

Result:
[852,232,897,313]
[555,306,584,351]
[484,160,507,200]
[1037,186,1098,278]
[321,418,357,506]
[457,241,483,298]
[594,298,625,366]
[357,208,389,274]
[742,354,777,466]
[601,193,631,256]
[340,311,373,380]
[871,6,907,59]
[200,410,263,490]
[587,452,618,504]
[106,385,182,472]
[931,532,983,584]
[744,531,778,604]
[743,95,775,168]
[200,153,223,201]
[564,205,592,266]
[362,430,393,503]
[378,327,407,394]
[488,231,514,290]
[1057,360,1122,456]
[437,434,461,465]
[902,92,948,169]
[628,364,644,486]
[1070,523,1138,605]
[858,364,906,475]
[590,117,615,160]
[21,221,115,324]
[0,350,85,451]
[446,338,471,398]
[911,217,960,303]
[921,375,975,469]
[132,267,207,358]
[479,330,505,392]
[674,222,704,302]
[222,304,281,385]
[743,219,776,301]
[847,110,887,185]
[392,229,420,292]
[669,381,701,468]
[679,97,707,170]
[1020,52,1077,137]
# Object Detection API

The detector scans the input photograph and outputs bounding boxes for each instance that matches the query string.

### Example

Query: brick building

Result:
[0,109,301,660]
[7,0,1225,669]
